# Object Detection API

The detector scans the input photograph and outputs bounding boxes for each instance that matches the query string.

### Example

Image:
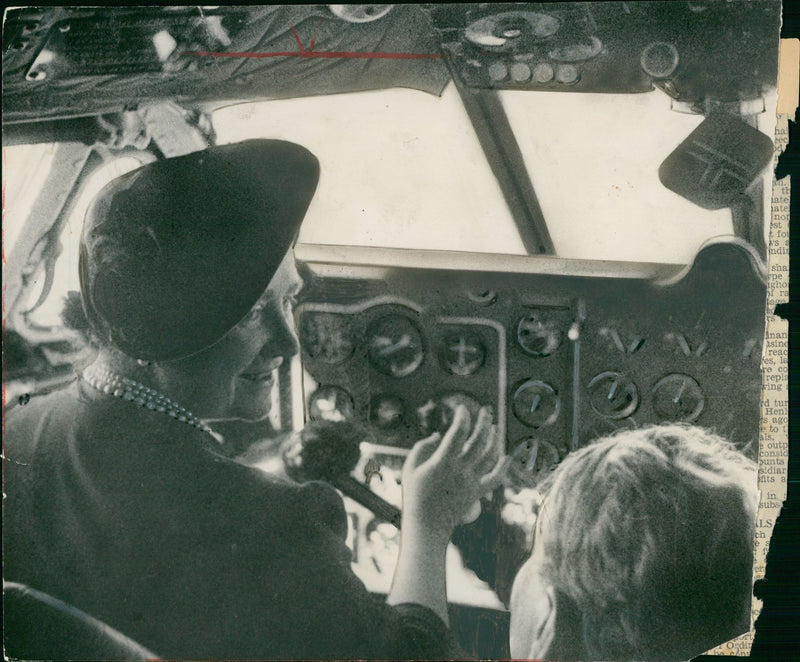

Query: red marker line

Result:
[180,50,442,60]
[308,19,324,52]
[289,25,306,53]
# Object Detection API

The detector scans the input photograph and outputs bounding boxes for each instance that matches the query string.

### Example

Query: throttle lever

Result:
[329,474,402,529]
[282,421,402,528]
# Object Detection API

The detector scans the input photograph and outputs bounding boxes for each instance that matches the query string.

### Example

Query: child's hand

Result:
[401,405,509,542]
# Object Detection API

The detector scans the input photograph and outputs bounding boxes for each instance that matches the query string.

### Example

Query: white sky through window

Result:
[211,83,771,264]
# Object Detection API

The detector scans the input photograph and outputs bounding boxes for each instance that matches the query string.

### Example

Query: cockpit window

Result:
[9,152,147,330]
[213,86,527,255]
[499,90,741,264]
[213,84,775,264]
[3,144,58,257]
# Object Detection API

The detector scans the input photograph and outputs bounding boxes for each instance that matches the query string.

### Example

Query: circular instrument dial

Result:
[466,289,497,306]
[417,392,482,437]
[516,314,562,357]
[465,12,561,51]
[309,386,355,422]
[509,438,561,487]
[300,312,355,365]
[439,328,486,376]
[367,315,425,377]
[555,64,580,84]
[512,380,560,428]
[369,394,405,430]
[587,371,640,420]
[640,41,680,78]
[652,374,705,422]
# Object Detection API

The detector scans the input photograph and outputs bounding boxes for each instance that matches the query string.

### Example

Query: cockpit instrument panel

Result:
[297,240,765,487]
[299,297,505,448]
[425,2,781,102]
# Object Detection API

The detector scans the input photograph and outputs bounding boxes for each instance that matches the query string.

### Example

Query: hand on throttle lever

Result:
[282,406,508,537]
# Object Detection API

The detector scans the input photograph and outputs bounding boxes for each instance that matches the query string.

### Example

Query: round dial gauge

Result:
[508,438,561,487]
[588,371,640,420]
[465,12,561,51]
[309,386,354,422]
[652,374,705,422]
[369,394,405,430]
[367,315,425,377]
[300,312,355,365]
[467,289,497,306]
[439,329,486,376]
[512,380,560,428]
[516,314,562,357]
[417,392,482,437]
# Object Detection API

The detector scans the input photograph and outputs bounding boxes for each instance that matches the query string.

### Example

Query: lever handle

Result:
[332,474,403,529]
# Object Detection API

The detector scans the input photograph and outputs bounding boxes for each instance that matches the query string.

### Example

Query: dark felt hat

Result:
[79,140,320,361]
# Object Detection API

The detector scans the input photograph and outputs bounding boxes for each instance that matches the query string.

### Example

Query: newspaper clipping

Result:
[706,38,796,657]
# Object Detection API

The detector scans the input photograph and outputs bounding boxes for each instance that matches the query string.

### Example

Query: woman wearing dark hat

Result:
[4,141,507,659]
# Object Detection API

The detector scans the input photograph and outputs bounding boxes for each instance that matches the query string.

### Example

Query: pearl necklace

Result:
[82,366,223,443]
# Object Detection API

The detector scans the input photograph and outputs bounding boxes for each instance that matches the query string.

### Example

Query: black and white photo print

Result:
[2,4,785,660]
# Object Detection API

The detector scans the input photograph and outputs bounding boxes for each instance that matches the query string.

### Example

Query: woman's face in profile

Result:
[175,252,303,421]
